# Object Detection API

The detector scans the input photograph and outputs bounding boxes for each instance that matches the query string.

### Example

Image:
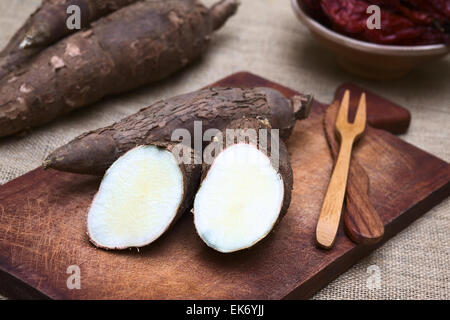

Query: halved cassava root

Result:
[193,117,293,253]
[0,0,142,80]
[45,87,312,175]
[0,0,239,138]
[87,117,293,251]
[87,143,201,250]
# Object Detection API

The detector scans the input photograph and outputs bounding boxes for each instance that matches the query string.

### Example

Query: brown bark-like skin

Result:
[45,87,311,175]
[0,0,239,138]
[154,141,202,229]
[88,142,202,250]
[197,117,293,251]
[0,0,142,80]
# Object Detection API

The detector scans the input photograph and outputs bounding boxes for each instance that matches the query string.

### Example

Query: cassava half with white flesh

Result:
[194,118,293,253]
[87,143,201,250]
[45,87,312,175]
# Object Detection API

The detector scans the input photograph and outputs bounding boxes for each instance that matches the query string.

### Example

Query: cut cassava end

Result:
[0,0,239,138]
[44,87,311,175]
[0,0,142,80]
[193,117,293,253]
[194,144,284,253]
[87,144,201,250]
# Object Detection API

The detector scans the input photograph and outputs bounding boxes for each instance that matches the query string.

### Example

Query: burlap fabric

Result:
[0,0,448,300]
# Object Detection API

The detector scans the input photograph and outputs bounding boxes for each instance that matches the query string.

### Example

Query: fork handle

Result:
[316,137,354,249]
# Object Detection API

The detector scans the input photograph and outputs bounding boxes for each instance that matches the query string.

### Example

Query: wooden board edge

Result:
[283,178,450,299]
[0,266,51,300]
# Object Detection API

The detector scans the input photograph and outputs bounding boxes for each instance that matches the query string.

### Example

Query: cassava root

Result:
[87,142,201,250]
[0,0,239,138]
[44,87,312,175]
[193,117,293,253]
[0,0,143,80]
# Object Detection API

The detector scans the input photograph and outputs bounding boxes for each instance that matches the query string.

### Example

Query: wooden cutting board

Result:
[0,72,449,299]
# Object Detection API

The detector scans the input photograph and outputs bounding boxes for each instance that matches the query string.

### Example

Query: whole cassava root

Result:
[44,87,312,175]
[0,0,142,80]
[0,0,239,138]
[193,117,293,253]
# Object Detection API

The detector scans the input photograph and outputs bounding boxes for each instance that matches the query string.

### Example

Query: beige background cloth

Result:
[0,0,448,300]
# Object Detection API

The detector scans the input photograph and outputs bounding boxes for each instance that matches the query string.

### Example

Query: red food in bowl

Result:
[302,0,450,46]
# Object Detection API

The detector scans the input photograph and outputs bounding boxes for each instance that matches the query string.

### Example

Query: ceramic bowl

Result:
[291,0,450,79]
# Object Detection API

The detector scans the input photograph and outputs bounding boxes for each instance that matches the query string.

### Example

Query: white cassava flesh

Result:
[87,145,184,249]
[194,143,285,253]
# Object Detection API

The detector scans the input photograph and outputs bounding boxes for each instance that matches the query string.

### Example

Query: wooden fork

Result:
[316,90,367,249]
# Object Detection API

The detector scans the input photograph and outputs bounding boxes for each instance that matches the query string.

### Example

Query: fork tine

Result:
[354,93,367,129]
[336,90,350,125]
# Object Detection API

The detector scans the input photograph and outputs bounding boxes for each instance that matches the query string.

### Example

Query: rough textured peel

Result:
[193,117,293,253]
[0,0,142,80]
[45,87,311,175]
[0,0,239,138]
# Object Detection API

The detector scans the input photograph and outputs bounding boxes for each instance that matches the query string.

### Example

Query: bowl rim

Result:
[291,0,450,56]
